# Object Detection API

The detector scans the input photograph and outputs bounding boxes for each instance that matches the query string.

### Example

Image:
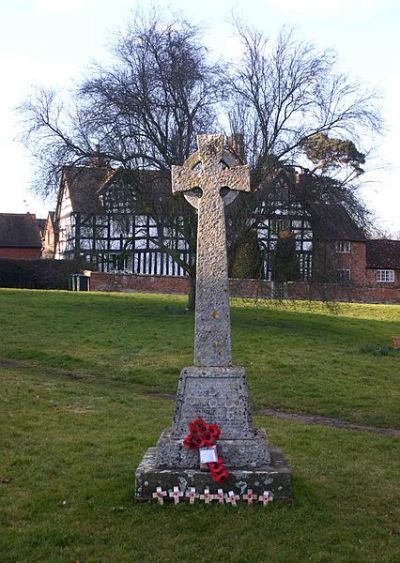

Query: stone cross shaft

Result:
[172,135,250,367]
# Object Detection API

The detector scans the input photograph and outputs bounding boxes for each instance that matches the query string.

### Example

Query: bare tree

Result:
[18,12,383,304]
[223,22,382,275]
[18,9,223,308]
[225,23,381,173]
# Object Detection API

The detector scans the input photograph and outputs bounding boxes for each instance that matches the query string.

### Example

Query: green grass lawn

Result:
[1,289,399,562]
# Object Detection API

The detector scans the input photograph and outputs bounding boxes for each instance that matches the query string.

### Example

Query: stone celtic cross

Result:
[172,135,250,367]
[136,134,292,503]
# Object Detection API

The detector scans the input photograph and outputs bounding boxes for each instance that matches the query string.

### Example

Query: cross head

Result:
[172,135,250,209]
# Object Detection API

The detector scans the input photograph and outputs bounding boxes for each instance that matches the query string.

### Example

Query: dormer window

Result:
[336,241,351,253]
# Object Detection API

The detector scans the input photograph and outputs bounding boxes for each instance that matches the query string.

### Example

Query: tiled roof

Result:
[0,213,42,248]
[309,203,367,242]
[62,166,171,214]
[62,166,116,213]
[366,239,400,269]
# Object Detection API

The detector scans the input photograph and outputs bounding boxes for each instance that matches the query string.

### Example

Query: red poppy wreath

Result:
[183,417,229,483]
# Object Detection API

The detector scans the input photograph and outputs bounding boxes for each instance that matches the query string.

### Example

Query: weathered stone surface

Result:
[172,135,250,368]
[155,427,270,469]
[154,365,273,469]
[135,447,292,501]
[172,366,254,438]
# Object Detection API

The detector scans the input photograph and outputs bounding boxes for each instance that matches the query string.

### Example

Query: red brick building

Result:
[365,239,400,287]
[0,213,43,260]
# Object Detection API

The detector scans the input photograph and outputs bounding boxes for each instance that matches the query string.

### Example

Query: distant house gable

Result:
[0,213,42,248]
[56,165,173,216]
[58,165,116,215]
[0,213,43,260]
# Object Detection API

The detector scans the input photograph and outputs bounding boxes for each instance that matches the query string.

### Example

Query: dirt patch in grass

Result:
[3,355,399,437]
[260,407,400,437]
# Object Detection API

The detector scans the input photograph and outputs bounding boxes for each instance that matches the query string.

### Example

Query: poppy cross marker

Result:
[243,489,256,504]
[215,489,225,504]
[152,486,167,505]
[169,486,184,504]
[199,488,214,504]
[225,491,240,506]
[185,487,199,504]
[259,491,274,506]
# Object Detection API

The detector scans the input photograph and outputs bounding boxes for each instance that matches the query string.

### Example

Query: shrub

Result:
[0,258,95,290]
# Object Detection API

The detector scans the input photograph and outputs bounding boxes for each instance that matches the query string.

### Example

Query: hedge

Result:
[0,258,95,290]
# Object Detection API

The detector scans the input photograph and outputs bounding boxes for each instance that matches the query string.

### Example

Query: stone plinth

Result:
[135,365,292,501]
[135,447,292,502]
[155,366,270,469]
[172,366,255,440]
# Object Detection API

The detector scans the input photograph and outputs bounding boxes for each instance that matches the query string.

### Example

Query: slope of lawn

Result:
[1,288,399,427]
[0,289,399,562]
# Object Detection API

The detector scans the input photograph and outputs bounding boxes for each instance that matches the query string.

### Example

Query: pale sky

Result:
[1,0,399,235]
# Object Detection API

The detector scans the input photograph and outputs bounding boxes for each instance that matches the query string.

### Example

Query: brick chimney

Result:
[89,144,108,167]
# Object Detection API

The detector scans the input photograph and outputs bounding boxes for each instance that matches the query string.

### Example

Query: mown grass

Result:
[1,289,399,426]
[0,289,399,562]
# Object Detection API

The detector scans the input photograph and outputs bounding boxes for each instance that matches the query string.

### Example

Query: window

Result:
[376,270,395,283]
[336,241,351,253]
[337,269,351,282]
[109,254,128,271]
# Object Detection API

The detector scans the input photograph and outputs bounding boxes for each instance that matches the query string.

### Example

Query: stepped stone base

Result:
[155,427,270,468]
[134,363,292,501]
[135,446,292,501]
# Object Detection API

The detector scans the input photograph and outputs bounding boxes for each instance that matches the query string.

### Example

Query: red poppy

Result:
[189,417,206,433]
[210,468,229,483]
[208,424,221,440]
[183,436,196,449]
[192,435,206,448]
[202,431,214,446]
[208,457,224,470]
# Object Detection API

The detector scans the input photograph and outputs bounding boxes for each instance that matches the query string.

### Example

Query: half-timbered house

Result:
[52,156,375,284]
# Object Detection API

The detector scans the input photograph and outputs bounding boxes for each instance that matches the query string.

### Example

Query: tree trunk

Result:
[186,275,196,312]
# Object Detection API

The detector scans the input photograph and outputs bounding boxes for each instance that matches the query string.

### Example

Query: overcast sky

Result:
[1,0,399,235]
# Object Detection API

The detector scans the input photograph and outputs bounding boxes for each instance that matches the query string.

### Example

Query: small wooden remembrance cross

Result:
[215,489,225,504]
[152,486,168,505]
[199,488,214,504]
[243,489,256,504]
[259,491,274,506]
[172,135,250,367]
[169,486,184,504]
[185,487,199,504]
